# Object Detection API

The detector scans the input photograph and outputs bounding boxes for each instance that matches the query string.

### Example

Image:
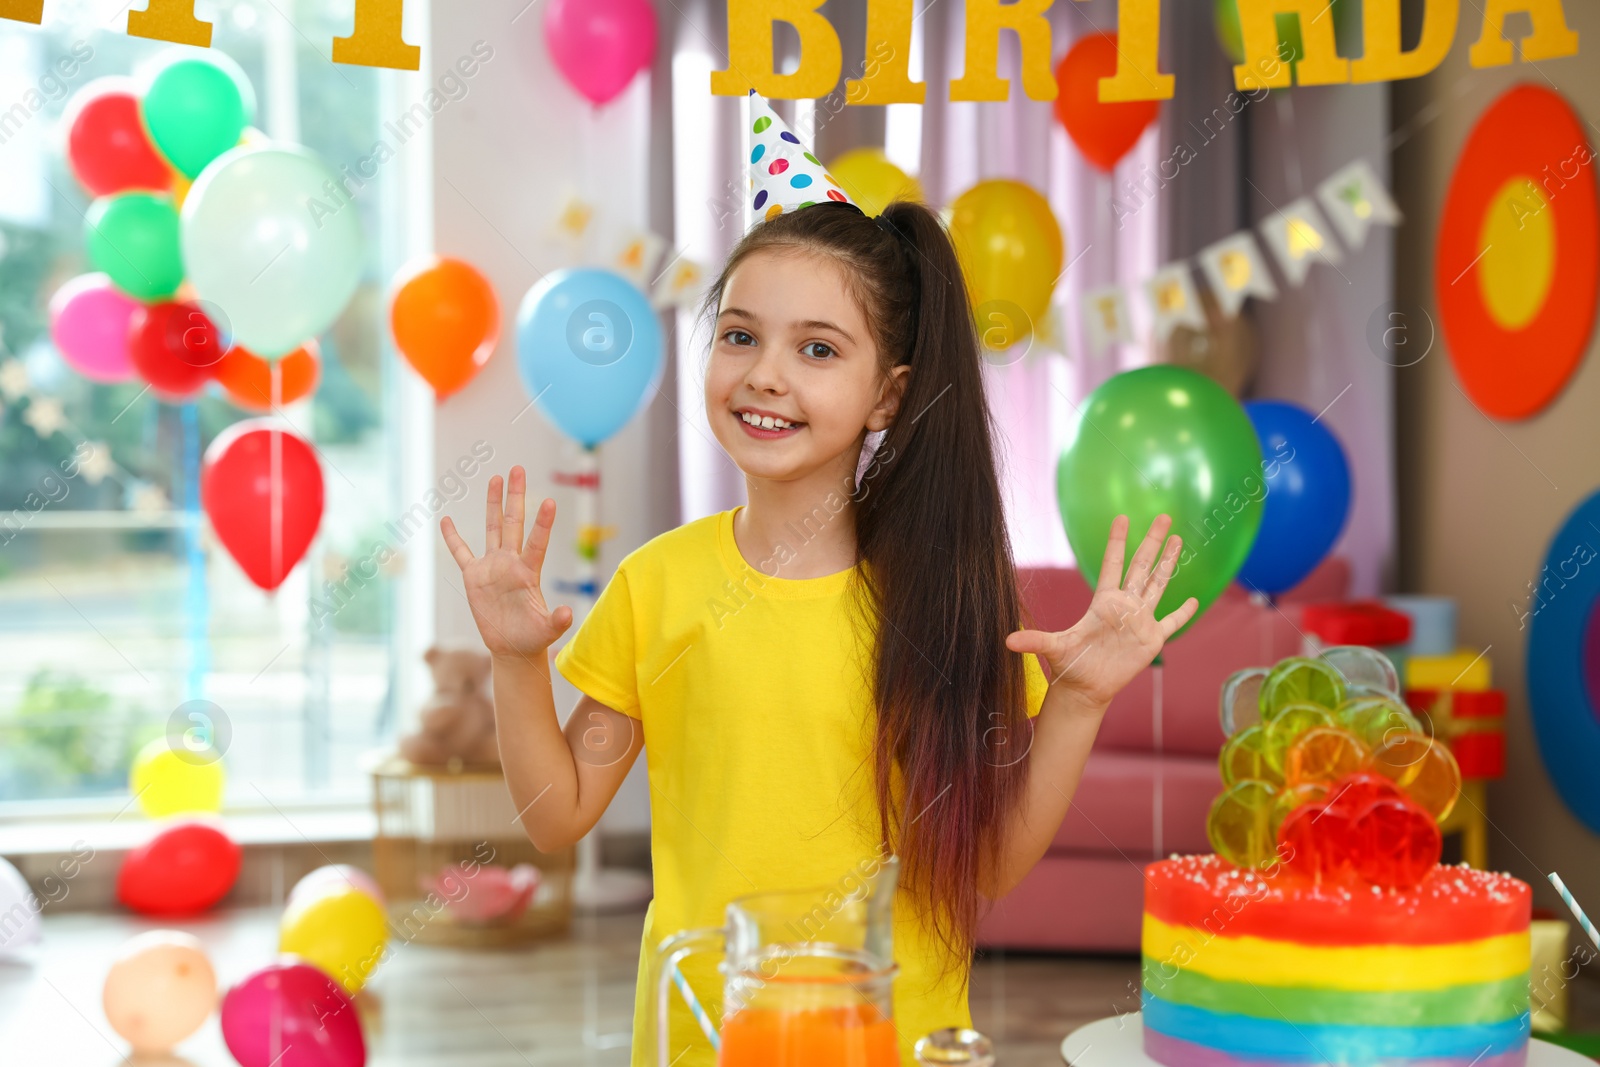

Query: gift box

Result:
[1301,600,1413,647]
[1406,648,1492,690]
[1405,687,1506,778]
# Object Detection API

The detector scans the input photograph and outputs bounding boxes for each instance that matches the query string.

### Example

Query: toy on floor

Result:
[421,861,542,926]
[1142,645,1531,1067]
[398,645,500,768]
[102,930,216,1055]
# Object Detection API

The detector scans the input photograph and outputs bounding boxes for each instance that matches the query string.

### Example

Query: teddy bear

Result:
[399,645,500,768]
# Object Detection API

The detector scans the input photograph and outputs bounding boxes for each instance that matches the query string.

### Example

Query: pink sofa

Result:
[976,559,1351,953]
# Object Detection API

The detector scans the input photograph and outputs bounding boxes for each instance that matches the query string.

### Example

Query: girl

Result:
[440,197,1197,1066]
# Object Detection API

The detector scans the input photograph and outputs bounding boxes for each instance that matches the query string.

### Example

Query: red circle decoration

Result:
[116,820,242,916]
[201,420,325,592]
[1436,84,1600,420]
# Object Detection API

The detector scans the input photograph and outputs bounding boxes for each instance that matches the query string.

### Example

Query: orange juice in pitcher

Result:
[654,857,902,1067]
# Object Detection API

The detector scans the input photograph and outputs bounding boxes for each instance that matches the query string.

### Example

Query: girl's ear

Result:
[867,364,911,432]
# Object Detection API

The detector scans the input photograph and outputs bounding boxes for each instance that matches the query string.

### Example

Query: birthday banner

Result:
[1,0,1580,86]
[1078,158,1400,356]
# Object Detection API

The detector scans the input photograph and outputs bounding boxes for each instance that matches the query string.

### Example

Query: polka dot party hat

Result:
[746,90,855,226]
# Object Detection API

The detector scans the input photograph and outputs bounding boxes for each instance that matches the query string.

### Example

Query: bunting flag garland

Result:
[1258,196,1344,287]
[1197,231,1278,317]
[1081,285,1135,355]
[546,192,709,312]
[1145,263,1208,342]
[1317,160,1404,250]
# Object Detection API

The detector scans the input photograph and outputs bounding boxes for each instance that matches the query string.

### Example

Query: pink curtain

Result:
[657,0,1159,568]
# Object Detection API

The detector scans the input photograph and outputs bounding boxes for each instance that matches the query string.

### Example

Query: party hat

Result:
[746,90,854,224]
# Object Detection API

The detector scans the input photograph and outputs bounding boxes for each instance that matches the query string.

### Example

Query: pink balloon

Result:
[543,0,657,106]
[221,959,365,1067]
[288,865,385,910]
[49,273,140,384]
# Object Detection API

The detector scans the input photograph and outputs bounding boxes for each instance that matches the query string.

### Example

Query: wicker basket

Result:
[368,753,574,947]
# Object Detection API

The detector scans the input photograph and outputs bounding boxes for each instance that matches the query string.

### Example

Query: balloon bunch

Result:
[54,52,360,592]
[1207,647,1463,890]
[117,739,241,917]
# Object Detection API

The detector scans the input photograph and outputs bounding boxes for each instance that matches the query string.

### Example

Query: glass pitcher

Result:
[655,855,901,1067]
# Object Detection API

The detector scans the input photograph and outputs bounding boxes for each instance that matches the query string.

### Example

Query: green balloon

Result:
[86,193,184,301]
[141,58,247,178]
[1056,366,1264,641]
[1214,0,1351,68]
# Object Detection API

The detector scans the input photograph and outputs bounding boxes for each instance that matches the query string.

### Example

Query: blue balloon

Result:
[1235,400,1352,596]
[515,269,663,447]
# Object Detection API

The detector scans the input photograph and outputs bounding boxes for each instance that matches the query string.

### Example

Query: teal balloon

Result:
[86,192,183,301]
[181,145,365,358]
[141,57,247,178]
[516,269,663,448]
[1056,366,1264,641]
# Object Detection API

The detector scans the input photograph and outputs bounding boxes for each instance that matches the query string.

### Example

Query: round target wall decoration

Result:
[1436,84,1600,420]
[1527,489,1600,834]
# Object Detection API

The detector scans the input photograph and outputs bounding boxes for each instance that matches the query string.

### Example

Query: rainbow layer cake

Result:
[1142,650,1534,1065]
[1142,854,1531,1066]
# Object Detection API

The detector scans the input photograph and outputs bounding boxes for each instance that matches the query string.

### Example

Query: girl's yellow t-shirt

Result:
[553,505,1049,1067]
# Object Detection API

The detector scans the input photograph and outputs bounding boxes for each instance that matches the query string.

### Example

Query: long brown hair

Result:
[699,199,1034,983]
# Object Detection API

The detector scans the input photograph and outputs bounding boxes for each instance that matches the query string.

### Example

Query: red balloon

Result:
[1052,34,1160,172]
[129,301,227,400]
[116,820,241,916]
[65,78,173,197]
[201,419,324,592]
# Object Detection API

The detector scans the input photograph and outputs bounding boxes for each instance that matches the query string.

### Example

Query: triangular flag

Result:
[1144,264,1207,342]
[611,229,667,292]
[1316,160,1402,250]
[745,91,854,227]
[1081,286,1133,356]
[1198,232,1278,317]
[1259,198,1342,287]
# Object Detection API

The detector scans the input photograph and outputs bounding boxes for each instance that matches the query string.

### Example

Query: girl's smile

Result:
[734,407,806,439]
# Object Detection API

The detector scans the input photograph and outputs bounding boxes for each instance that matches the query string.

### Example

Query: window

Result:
[0,1,424,813]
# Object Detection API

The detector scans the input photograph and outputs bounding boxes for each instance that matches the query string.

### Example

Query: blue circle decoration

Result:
[515,268,664,448]
[753,189,768,210]
[750,144,765,163]
[780,131,799,144]
[1528,488,1600,833]
[1235,400,1352,596]
[790,174,813,189]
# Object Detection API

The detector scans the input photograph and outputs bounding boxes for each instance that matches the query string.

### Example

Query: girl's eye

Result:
[802,342,835,360]
[723,329,756,347]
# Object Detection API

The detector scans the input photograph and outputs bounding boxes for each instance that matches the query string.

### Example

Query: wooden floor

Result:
[0,903,1141,1066]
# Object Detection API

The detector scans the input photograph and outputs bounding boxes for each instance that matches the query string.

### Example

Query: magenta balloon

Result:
[543,0,657,106]
[49,273,140,383]
[221,960,365,1067]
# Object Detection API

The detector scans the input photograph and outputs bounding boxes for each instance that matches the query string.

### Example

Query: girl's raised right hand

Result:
[441,465,574,659]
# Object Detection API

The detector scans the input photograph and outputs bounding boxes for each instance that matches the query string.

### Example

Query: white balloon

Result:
[181,144,364,359]
[0,857,41,955]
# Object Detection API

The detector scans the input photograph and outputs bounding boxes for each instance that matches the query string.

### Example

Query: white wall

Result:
[425,0,662,833]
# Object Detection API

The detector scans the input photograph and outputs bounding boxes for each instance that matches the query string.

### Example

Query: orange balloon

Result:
[1053,33,1160,172]
[389,256,499,399]
[213,341,321,410]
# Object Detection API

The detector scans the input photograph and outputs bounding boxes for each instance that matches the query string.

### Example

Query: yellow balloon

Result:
[826,148,922,217]
[948,179,1064,339]
[280,886,388,994]
[129,739,225,818]
[170,171,191,210]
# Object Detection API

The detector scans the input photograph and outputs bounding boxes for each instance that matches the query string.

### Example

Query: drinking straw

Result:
[1548,872,1600,951]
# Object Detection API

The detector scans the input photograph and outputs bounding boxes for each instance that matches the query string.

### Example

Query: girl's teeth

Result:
[742,412,796,430]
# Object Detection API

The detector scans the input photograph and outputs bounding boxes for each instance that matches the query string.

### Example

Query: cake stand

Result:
[1061,1013,1590,1065]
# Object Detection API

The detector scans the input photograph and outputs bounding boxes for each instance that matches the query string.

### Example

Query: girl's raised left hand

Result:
[1006,514,1199,711]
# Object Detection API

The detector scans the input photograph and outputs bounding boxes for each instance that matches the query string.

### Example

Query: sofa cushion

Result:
[1052,751,1220,856]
